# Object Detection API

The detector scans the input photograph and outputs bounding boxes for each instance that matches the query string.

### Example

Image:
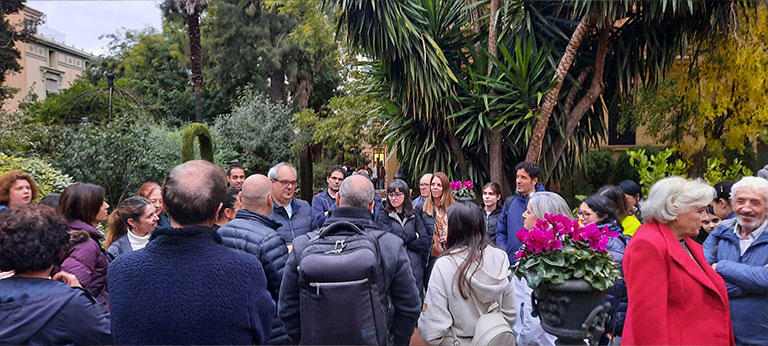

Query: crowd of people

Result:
[0,158,765,346]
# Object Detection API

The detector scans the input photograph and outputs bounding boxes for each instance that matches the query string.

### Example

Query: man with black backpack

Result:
[278,175,421,346]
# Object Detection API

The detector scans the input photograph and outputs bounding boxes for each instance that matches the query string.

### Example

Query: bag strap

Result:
[317,220,366,237]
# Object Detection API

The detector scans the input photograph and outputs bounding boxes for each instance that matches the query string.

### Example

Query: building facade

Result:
[3,7,96,111]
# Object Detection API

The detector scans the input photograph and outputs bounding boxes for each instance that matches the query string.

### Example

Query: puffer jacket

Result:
[418,245,517,345]
[376,208,431,294]
[311,189,337,229]
[270,198,316,245]
[496,184,546,264]
[597,220,630,338]
[59,220,109,310]
[484,207,502,243]
[218,209,290,344]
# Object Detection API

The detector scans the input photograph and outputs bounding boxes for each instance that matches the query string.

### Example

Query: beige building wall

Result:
[2,7,95,112]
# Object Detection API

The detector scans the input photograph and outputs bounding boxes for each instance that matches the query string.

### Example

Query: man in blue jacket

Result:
[311,165,345,228]
[218,174,290,344]
[268,162,316,245]
[703,176,768,345]
[496,161,546,264]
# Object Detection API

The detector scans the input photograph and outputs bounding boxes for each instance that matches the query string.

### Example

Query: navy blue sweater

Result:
[108,226,275,345]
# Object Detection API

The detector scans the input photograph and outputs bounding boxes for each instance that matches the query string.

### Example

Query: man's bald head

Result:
[338,175,375,209]
[240,174,273,214]
[163,160,227,226]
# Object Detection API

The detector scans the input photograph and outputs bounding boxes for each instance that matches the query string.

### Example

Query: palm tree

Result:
[164,0,209,122]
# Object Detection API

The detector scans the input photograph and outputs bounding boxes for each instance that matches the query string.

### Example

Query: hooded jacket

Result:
[496,184,546,264]
[59,219,110,309]
[0,277,112,345]
[418,245,517,346]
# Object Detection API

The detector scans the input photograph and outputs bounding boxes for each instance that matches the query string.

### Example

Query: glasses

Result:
[272,179,299,187]
[419,183,430,188]
[576,211,593,218]
[388,192,404,198]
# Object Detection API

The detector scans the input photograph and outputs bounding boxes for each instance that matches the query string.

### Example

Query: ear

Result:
[237,192,243,205]
[368,200,374,212]
[532,177,539,186]
[336,196,342,207]
[214,203,223,221]
[267,193,274,207]
[126,218,138,230]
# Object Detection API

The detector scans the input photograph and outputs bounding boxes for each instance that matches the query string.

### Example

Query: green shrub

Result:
[584,149,615,190]
[0,154,73,198]
[181,123,214,162]
[627,148,689,196]
[211,88,294,174]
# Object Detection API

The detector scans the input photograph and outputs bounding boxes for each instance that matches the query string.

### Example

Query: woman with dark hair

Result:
[711,180,735,220]
[212,188,241,231]
[693,205,721,244]
[0,171,39,212]
[421,172,455,289]
[619,180,643,215]
[0,205,112,344]
[481,182,502,243]
[105,196,159,261]
[57,182,111,309]
[579,193,631,344]
[376,179,430,296]
[138,181,171,227]
[418,202,516,345]
[600,185,642,236]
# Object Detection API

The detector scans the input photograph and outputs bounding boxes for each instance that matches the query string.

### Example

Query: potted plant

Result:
[511,213,622,345]
[450,180,476,202]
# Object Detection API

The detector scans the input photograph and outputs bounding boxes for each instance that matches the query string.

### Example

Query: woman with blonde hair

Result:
[421,172,455,291]
[623,176,733,345]
[0,171,39,213]
[105,196,159,261]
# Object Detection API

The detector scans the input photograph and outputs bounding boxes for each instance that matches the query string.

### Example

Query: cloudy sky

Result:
[26,0,163,56]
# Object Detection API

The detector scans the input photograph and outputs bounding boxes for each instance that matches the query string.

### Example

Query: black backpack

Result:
[297,221,388,345]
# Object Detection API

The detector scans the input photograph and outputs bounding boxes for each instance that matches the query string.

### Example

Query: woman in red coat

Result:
[623,176,734,345]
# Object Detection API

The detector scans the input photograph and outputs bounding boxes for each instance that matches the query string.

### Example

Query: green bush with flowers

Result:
[511,214,622,296]
[0,153,73,199]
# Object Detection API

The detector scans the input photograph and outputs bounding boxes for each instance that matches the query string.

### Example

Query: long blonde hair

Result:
[423,172,455,217]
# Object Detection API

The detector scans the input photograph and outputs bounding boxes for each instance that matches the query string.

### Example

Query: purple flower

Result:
[464,180,473,189]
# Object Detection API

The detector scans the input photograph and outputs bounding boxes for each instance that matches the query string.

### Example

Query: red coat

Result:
[622,221,734,345]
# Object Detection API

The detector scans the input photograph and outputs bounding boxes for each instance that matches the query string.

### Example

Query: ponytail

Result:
[105,196,152,248]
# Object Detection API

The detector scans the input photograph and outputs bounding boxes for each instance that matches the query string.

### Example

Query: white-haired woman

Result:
[622,176,734,345]
[514,191,568,346]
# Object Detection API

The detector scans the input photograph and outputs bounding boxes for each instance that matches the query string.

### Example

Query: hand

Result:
[287,244,294,253]
[711,262,718,270]
[52,271,81,288]
[438,229,447,244]
[605,333,614,341]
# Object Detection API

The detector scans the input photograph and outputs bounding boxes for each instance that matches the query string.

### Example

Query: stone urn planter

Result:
[532,279,610,346]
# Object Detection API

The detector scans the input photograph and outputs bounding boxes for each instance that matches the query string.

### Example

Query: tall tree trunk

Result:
[270,68,286,101]
[545,26,611,180]
[526,14,594,164]
[486,0,510,195]
[447,131,469,179]
[187,11,203,123]
[297,74,315,202]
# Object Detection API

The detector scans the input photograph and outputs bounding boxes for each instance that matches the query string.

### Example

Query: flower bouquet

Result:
[450,180,476,200]
[511,213,622,296]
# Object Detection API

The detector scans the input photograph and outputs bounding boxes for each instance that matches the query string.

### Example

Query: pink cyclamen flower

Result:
[464,180,473,189]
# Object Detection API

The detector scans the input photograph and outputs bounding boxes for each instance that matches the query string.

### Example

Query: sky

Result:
[26,0,164,56]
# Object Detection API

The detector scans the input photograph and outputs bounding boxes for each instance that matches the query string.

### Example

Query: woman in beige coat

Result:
[418,202,517,345]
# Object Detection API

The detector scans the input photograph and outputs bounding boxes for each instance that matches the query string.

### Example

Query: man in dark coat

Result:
[268,162,316,245]
[311,165,344,229]
[279,175,422,346]
[218,174,290,344]
[496,161,545,264]
[108,160,275,345]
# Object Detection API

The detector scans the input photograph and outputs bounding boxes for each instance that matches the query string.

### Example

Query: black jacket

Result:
[376,207,431,293]
[0,277,112,345]
[270,198,316,244]
[484,207,502,243]
[279,207,422,346]
[598,221,630,337]
[218,209,290,344]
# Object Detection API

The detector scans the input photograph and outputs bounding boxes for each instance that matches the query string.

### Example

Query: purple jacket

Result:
[60,220,110,310]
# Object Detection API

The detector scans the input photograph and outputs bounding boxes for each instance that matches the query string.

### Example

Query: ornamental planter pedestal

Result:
[532,279,610,346]
[455,197,475,203]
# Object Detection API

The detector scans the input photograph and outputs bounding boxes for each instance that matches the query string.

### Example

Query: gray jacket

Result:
[278,207,422,346]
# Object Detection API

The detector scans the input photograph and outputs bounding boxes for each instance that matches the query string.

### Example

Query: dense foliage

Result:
[0,153,73,198]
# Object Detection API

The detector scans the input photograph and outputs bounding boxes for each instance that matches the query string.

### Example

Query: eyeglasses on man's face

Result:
[419,183,430,188]
[272,179,299,187]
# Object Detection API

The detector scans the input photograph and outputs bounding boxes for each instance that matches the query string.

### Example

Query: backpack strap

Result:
[317,220,366,237]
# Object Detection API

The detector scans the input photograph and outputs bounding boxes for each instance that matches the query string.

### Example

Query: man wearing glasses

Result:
[268,162,316,246]
[311,166,345,228]
[412,173,433,210]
